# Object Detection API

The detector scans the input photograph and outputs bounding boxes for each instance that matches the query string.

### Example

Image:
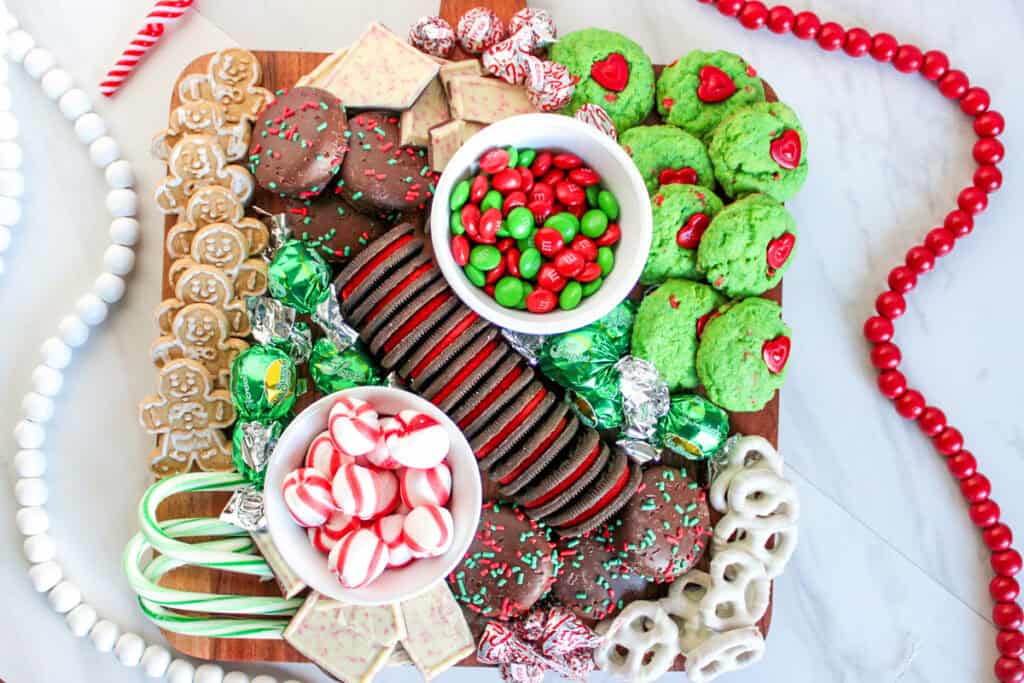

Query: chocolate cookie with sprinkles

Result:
[337,111,439,213]
[285,188,386,266]
[553,530,650,622]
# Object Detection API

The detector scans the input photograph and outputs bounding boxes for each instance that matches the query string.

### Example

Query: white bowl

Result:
[264,386,482,605]
[430,113,652,335]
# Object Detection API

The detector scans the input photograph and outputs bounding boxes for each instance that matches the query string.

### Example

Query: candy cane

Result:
[98,0,196,97]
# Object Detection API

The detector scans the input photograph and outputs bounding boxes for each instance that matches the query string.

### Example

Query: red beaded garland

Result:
[961,473,992,503]
[920,49,950,80]
[739,1,768,29]
[917,406,947,436]
[958,186,989,215]
[993,550,1023,578]
[975,165,1003,193]
[946,450,976,479]
[892,44,923,73]
[792,11,820,39]
[767,5,794,33]
[870,341,901,370]
[716,0,744,17]
[934,427,964,455]
[995,603,1024,631]
[875,290,906,319]
[876,369,907,398]
[894,389,925,419]
[887,265,917,293]
[994,656,1024,683]
[905,245,935,274]
[987,525,1016,552]
[998,630,1024,658]
[869,32,898,62]
[863,315,894,342]
[972,500,1002,528]
[816,21,845,51]
[960,87,991,115]
[974,138,1005,165]
[944,209,974,238]
[924,227,956,256]
[975,111,1006,137]
[843,28,871,57]
[938,69,969,99]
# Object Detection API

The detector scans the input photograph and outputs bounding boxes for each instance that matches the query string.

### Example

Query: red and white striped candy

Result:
[328,528,390,589]
[305,430,353,479]
[365,418,402,470]
[332,463,399,520]
[400,463,452,508]
[328,397,381,457]
[373,514,415,568]
[307,511,359,554]
[282,468,335,528]
[386,410,449,469]
[402,505,454,557]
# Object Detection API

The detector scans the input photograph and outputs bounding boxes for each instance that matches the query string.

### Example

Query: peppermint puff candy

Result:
[525,57,576,113]
[328,396,380,457]
[305,430,352,479]
[400,463,451,508]
[328,528,389,589]
[307,511,359,554]
[386,410,449,469]
[372,514,415,568]
[575,104,618,141]
[456,7,505,55]
[507,7,558,48]
[408,16,456,59]
[402,505,453,557]
[332,463,399,520]
[366,417,402,470]
[281,468,335,527]
[482,28,536,85]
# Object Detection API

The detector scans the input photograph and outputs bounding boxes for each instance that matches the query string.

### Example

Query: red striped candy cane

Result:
[98,0,195,97]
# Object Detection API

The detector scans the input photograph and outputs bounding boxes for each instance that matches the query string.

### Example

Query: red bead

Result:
[944,209,974,238]
[887,265,917,293]
[863,315,894,342]
[974,138,1005,165]
[894,390,925,419]
[869,32,897,62]
[960,473,991,503]
[935,427,964,455]
[938,69,969,99]
[946,451,976,479]
[877,370,907,399]
[892,44,923,73]
[995,656,1024,683]
[716,0,744,17]
[816,21,845,51]
[924,227,956,256]
[976,110,1006,137]
[870,342,901,370]
[958,186,989,215]
[843,28,871,57]
[975,164,1003,193]
[996,604,1024,631]
[992,577,1020,603]
[917,406,946,436]
[875,290,907,319]
[988,525,1016,552]
[792,11,820,40]
[999,631,1024,659]
[738,1,768,29]
[920,50,950,81]
[905,245,935,274]
[994,550,1024,578]
[766,5,794,33]
[972,500,1002,528]
[959,86,991,115]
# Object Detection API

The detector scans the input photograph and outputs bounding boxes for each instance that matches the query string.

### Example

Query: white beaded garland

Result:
[89,135,119,167]
[16,506,48,535]
[22,47,54,79]
[41,336,72,368]
[67,603,98,637]
[89,619,120,653]
[32,364,63,397]
[23,392,55,422]
[94,272,126,303]
[58,314,90,347]
[58,87,91,120]
[47,580,82,613]
[105,159,135,188]
[24,532,57,562]
[105,188,138,217]
[103,244,135,275]
[224,673,251,683]
[40,67,71,99]
[167,659,197,683]
[0,195,20,224]
[15,477,48,506]
[76,293,108,326]
[0,110,18,139]
[109,217,140,245]
[0,140,21,168]
[141,645,172,678]
[0,225,9,252]
[115,632,146,667]
[74,112,106,145]
[29,560,62,592]
[15,418,45,448]
[14,449,46,477]
[195,664,226,683]
[6,29,33,62]
[251,677,279,683]
[0,169,24,196]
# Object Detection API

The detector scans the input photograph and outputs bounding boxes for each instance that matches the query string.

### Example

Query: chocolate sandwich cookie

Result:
[546,453,641,537]
[249,86,348,197]
[348,250,438,328]
[338,111,438,213]
[491,401,573,495]
[335,223,419,311]
[553,531,650,622]
[420,336,511,414]
[498,413,582,499]
[371,281,458,370]
[447,500,556,621]
[359,258,444,341]
[608,464,712,583]
[403,313,495,389]
[458,361,536,438]
[474,385,555,471]
[518,427,606,519]
[285,190,387,265]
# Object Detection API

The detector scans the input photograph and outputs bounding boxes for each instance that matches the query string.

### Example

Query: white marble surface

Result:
[0,0,1020,681]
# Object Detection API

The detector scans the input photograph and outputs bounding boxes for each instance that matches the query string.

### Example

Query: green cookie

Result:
[632,279,726,391]
[620,125,714,194]
[549,28,655,133]
[697,193,797,297]
[709,101,809,202]
[642,183,723,285]
[696,297,791,412]
[657,50,765,141]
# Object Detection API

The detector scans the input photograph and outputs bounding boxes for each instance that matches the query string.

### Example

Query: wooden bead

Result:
[766,5,794,33]
[920,50,950,80]
[887,265,917,293]
[917,406,946,436]
[972,500,1002,528]
[938,69,969,99]
[998,630,1024,658]
[893,44,923,73]
[975,111,1006,137]
[961,473,992,503]
[716,0,744,16]
[792,11,820,39]
[905,245,935,274]
[870,342,901,370]
[843,28,871,57]
[877,370,907,399]
[924,227,956,256]
[995,656,1024,683]
[875,291,906,319]
[816,21,845,51]
[869,32,897,61]
[958,186,989,215]
[960,87,991,115]
[974,138,1005,165]
[894,390,925,419]
[863,315,894,342]
[995,604,1024,631]
[974,165,1003,193]
[947,450,976,479]
[934,427,964,455]
[987,524,1015,552]
[738,1,768,29]
[944,209,974,237]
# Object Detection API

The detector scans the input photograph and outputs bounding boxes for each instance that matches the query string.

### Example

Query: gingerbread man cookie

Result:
[168,224,268,299]
[139,358,235,477]
[154,135,254,216]
[178,47,273,125]
[157,264,250,338]
[166,185,268,260]
[152,99,249,162]
[151,302,248,388]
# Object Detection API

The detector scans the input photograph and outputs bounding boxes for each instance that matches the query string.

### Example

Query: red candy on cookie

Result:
[282,468,335,528]
[328,527,390,589]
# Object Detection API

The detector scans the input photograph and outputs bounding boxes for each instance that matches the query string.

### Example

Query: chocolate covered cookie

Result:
[554,531,650,621]
[286,189,387,264]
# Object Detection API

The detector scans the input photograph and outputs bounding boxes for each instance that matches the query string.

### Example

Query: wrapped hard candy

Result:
[402,505,453,557]
[372,513,415,568]
[328,396,381,457]
[508,7,558,48]
[308,511,359,554]
[365,417,402,470]
[457,7,505,55]
[525,57,576,113]
[331,462,399,520]
[409,16,456,59]
[482,28,537,85]
[282,468,335,527]
[574,103,618,141]
[305,430,353,479]
[400,463,452,508]
[328,528,389,588]
[385,410,449,469]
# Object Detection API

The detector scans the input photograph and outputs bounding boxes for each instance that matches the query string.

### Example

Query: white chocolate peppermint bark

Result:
[401,77,451,147]
[400,582,474,679]
[250,529,306,599]
[447,75,536,124]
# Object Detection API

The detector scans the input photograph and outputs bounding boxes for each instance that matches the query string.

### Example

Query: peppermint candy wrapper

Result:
[247,295,312,364]
[525,57,576,113]
[220,485,267,531]
[309,337,382,394]
[574,103,618,141]
[409,15,456,58]
[617,356,670,442]
[260,211,292,258]
[482,28,537,85]
[478,608,599,683]
[501,329,546,365]
[231,419,284,487]
[457,7,505,54]
[312,284,360,353]
[507,7,558,48]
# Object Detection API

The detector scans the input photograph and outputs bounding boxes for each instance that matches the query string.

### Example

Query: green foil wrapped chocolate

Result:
[593,300,636,356]
[230,344,297,421]
[267,239,331,314]
[231,419,285,487]
[656,394,730,460]
[310,338,382,394]
[540,326,621,389]
[568,380,624,430]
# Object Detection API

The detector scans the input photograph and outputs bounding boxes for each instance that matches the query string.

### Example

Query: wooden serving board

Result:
[156,0,779,666]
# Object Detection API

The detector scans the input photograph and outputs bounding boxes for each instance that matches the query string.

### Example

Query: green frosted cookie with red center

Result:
[619,125,714,194]
[642,183,723,285]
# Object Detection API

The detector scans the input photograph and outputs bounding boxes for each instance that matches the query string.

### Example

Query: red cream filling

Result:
[381,292,451,354]
[498,417,567,485]
[365,262,434,324]
[476,388,547,459]
[410,312,478,379]
[340,235,414,299]
[523,441,602,508]
[556,465,632,528]
[457,366,524,429]
[430,340,498,405]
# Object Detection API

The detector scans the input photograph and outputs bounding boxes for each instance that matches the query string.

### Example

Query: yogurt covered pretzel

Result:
[699,549,771,631]
[659,569,713,654]
[712,507,799,579]
[594,601,679,683]
[725,466,800,524]
[709,434,784,513]
[684,626,765,683]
